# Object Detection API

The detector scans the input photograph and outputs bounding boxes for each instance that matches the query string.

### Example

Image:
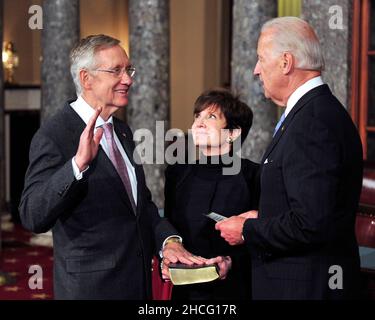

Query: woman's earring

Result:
[226,136,233,144]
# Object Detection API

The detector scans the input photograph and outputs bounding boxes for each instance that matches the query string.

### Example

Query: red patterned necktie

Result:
[102,122,136,213]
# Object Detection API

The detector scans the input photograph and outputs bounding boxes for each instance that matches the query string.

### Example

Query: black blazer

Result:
[165,158,259,299]
[243,85,363,299]
[19,102,177,299]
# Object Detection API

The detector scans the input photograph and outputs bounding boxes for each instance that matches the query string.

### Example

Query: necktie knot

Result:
[102,122,114,140]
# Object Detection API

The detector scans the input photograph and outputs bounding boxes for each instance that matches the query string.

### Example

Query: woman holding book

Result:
[163,89,260,300]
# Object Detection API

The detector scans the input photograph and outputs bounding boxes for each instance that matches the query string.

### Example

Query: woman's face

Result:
[191,104,231,156]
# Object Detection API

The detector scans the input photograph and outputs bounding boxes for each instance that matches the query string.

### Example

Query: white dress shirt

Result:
[284,76,324,118]
[70,96,138,204]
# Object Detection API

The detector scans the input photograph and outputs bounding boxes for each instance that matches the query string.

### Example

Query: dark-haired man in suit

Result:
[216,17,363,299]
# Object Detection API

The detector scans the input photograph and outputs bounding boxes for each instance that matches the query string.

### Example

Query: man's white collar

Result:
[70,95,113,128]
[285,76,324,117]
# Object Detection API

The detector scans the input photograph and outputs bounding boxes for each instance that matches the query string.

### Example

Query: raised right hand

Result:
[74,107,103,171]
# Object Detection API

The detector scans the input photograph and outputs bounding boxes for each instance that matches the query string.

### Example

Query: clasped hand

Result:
[215,210,258,245]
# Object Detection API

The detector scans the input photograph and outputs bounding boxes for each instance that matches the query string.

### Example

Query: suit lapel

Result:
[62,102,86,147]
[113,121,136,167]
[261,84,331,164]
[96,145,136,214]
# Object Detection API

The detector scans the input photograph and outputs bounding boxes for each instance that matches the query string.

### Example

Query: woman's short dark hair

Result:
[193,88,253,144]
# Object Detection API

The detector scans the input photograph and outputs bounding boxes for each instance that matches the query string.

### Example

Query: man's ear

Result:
[280,52,294,75]
[79,69,92,91]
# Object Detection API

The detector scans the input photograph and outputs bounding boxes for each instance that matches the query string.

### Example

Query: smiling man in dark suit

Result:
[19,34,203,299]
[216,17,363,299]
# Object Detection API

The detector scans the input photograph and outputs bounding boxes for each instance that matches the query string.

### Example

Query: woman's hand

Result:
[205,256,232,280]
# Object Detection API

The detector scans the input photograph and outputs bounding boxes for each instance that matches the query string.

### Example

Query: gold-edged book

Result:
[168,263,219,285]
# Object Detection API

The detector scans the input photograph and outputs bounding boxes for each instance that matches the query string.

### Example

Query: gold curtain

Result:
[278,0,301,17]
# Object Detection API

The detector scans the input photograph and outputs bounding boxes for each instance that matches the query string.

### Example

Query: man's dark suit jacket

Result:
[243,85,363,299]
[19,102,177,299]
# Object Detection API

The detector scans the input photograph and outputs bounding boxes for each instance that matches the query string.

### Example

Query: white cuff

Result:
[159,235,183,258]
[72,157,89,180]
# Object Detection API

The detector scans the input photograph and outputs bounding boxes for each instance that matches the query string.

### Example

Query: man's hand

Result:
[240,210,258,219]
[215,210,258,246]
[215,216,247,246]
[75,107,103,171]
[161,242,206,280]
[205,256,232,280]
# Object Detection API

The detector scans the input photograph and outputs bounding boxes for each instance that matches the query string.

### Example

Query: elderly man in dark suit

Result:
[216,17,363,299]
[19,34,204,299]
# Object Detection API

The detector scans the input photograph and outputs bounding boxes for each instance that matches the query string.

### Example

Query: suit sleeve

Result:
[243,161,261,210]
[19,130,83,233]
[153,165,181,250]
[146,182,179,252]
[243,114,342,256]
[124,122,179,251]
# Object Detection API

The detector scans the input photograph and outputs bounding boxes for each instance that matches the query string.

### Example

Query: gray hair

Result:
[261,16,325,71]
[70,34,120,95]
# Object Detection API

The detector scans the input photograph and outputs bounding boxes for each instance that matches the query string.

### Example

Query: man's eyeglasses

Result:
[94,66,136,78]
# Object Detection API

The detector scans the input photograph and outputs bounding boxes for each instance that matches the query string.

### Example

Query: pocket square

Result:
[264,158,269,164]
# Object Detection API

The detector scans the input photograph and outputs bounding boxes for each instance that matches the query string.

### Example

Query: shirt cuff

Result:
[159,235,183,258]
[72,157,89,180]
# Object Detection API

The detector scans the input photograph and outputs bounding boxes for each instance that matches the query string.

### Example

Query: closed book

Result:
[168,263,219,285]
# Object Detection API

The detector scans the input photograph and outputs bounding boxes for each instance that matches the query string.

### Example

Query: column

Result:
[231,0,277,162]
[128,0,169,209]
[41,0,79,120]
[302,0,352,109]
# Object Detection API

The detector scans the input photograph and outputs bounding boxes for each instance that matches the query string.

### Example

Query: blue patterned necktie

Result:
[102,123,136,213]
[273,112,286,137]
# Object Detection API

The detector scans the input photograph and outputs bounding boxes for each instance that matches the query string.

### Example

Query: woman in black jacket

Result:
[164,89,260,300]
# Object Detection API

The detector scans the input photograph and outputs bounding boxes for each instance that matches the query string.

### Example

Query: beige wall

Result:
[170,0,226,132]
[4,0,42,85]
[80,0,129,54]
